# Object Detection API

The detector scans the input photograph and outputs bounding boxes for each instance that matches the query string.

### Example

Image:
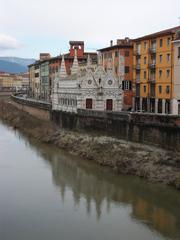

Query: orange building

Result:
[133,26,180,114]
[98,38,133,110]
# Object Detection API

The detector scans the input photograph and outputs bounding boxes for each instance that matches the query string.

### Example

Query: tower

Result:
[59,55,67,79]
[69,41,84,58]
[71,49,79,75]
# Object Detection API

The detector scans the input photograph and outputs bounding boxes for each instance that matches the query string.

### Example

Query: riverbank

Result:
[0,99,180,189]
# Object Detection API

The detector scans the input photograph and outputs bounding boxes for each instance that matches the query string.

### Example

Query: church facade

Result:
[52,52,123,113]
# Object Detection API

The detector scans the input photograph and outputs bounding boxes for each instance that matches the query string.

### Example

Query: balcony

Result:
[148,47,156,54]
[133,50,141,56]
[148,77,156,83]
[136,77,140,83]
[136,63,141,70]
[149,62,156,69]
[149,92,155,98]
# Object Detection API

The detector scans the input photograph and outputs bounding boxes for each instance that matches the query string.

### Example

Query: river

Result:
[0,122,180,240]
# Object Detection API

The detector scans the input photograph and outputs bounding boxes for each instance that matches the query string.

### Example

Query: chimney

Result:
[110,40,113,47]
[125,37,130,43]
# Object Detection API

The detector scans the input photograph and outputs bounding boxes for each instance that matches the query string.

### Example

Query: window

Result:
[166,85,170,94]
[144,56,147,64]
[144,42,147,50]
[144,71,146,79]
[115,66,118,74]
[167,37,171,47]
[106,99,113,111]
[167,53,170,62]
[178,47,180,58]
[167,69,170,78]
[159,70,162,78]
[159,85,162,94]
[108,52,112,58]
[159,54,163,63]
[160,38,163,47]
[86,98,92,109]
[125,66,129,74]
[136,43,141,54]
[122,80,132,90]
[125,51,129,57]
[151,40,156,51]
[144,85,146,92]
[115,51,119,57]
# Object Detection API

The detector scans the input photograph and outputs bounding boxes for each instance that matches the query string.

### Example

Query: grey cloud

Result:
[0,34,22,50]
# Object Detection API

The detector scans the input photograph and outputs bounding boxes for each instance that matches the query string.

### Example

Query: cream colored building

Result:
[172,37,180,114]
[0,73,23,90]
[0,73,14,89]
[13,75,23,90]
[29,62,40,98]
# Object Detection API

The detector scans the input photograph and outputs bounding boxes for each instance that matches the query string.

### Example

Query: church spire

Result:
[87,54,92,68]
[71,49,79,75]
[98,52,102,66]
[59,55,67,79]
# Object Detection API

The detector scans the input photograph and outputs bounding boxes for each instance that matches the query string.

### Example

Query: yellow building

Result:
[28,61,41,98]
[133,26,180,114]
[0,73,14,89]
[0,73,24,91]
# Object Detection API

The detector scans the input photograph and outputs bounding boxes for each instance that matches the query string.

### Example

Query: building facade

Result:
[29,42,97,102]
[133,26,180,114]
[28,53,51,100]
[52,53,123,113]
[40,60,50,101]
[0,73,24,91]
[172,33,180,114]
[98,38,133,110]
[49,41,97,81]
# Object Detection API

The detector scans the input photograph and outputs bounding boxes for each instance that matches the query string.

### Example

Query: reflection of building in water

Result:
[48,150,180,238]
[132,198,176,235]
[23,136,180,239]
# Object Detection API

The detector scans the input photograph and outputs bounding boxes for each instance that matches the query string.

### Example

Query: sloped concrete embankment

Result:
[0,100,180,190]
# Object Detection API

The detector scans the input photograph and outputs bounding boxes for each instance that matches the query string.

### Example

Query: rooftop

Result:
[69,41,84,45]
[98,38,133,52]
[134,26,180,41]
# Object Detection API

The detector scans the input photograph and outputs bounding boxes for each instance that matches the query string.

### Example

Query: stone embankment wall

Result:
[11,95,51,121]
[52,109,180,151]
[11,95,180,151]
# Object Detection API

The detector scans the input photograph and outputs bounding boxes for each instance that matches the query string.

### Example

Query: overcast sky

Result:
[0,0,179,59]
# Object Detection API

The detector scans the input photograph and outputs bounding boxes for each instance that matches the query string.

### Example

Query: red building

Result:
[98,38,133,110]
[49,41,97,82]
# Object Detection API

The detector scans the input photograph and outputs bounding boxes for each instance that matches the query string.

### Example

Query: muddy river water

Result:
[0,123,180,240]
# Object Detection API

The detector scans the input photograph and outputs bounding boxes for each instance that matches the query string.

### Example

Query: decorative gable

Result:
[79,68,98,89]
[93,66,106,87]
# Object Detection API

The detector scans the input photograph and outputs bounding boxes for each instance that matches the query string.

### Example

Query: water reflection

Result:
[2,123,180,240]
[24,135,180,240]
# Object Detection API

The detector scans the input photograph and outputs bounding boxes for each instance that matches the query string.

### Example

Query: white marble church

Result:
[52,51,123,113]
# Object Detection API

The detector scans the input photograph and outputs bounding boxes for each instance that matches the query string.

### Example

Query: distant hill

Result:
[0,60,27,73]
[0,57,36,74]
[0,57,35,67]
